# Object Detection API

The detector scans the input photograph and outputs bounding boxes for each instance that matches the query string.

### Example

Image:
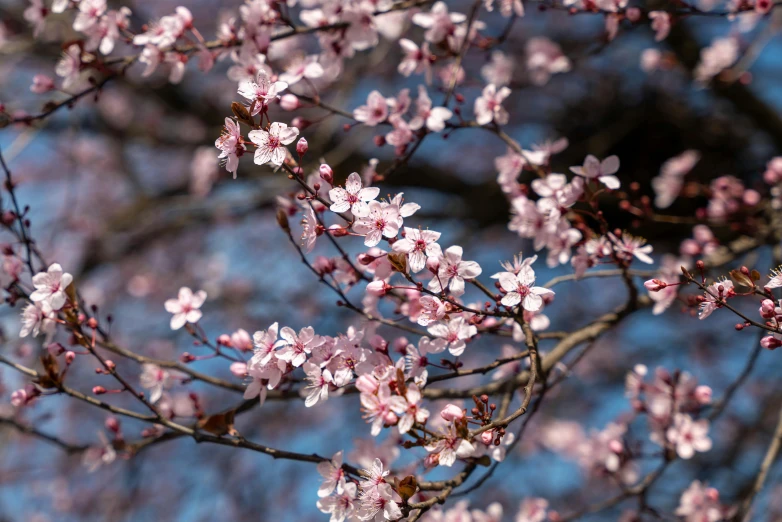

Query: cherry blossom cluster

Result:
[5,0,782,520]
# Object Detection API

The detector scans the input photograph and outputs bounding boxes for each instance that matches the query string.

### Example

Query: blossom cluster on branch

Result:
[2,0,782,520]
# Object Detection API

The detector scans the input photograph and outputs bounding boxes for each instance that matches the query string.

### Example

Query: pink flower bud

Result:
[761,336,782,350]
[694,385,712,404]
[296,137,308,157]
[760,299,776,319]
[65,351,76,365]
[279,94,300,111]
[217,334,232,347]
[366,280,389,296]
[440,404,465,422]
[93,386,107,395]
[644,279,666,292]
[356,375,379,395]
[705,487,720,502]
[105,416,121,433]
[608,439,624,454]
[480,430,494,445]
[319,164,333,183]
[328,225,349,237]
[10,389,27,407]
[743,189,761,206]
[229,362,247,377]
[30,74,55,94]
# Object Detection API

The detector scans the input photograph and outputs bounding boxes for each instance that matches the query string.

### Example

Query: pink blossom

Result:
[352,202,400,247]
[31,263,73,310]
[139,363,173,403]
[317,451,346,498]
[303,361,333,407]
[275,326,323,367]
[317,480,358,521]
[409,86,452,132]
[164,286,207,330]
[251,322,280,366]
[515,498,548,522]
[570,154,621,189]
[493,255,553,311]
[73,0,106,32]
[215,117,246,178]
[392,227,442,273]
[609,232,654,264]
[396,384,429,433]
[481,50,514,86]
[667,414,712,459]
[427,317,477,356]
[474,84,511,126]
[429,245,483,296]
[248,122,299,167]
[440,404,465,422]
[417,295,448,326]
[398,39,433,82]
[237,72,288,115]
[353,91,388,126]
[30,74,54,94]
[329,172,380,217]
[526,37,571,86]
[424,425,475,467]
[767,266,782,288]
[55,44,83,91]
[698,279,734,320]
[675,481,726,522]
[648,11,671,41]
[385,116,415,150]
[412,2,467,44]
[695,37,739,84]
[23,0,47,38]
[19,301,55,340]
[279,55,324,86]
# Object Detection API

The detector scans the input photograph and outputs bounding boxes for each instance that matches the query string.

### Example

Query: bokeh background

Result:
[0,0,781,520]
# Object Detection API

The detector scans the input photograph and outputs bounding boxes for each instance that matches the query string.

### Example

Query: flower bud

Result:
[105,416,121,433]
[296,138,308,156]
[366,280,389,296]
[279,94,300,111]
[93,386,107,395]
[65,351,76,365]
[229,362,247,377]
[319,164,333,184]
[761,336,782,350]
[694,385,712,404]
[760,299,776,319]
[30,74,55,94]
[440,404,465,422]
[10,389,28,407]
[480,430,494,445]
[328,225,349,237]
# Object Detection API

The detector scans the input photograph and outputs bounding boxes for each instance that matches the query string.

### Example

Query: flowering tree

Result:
[2,0,782,520]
